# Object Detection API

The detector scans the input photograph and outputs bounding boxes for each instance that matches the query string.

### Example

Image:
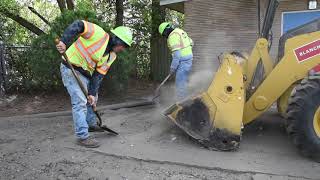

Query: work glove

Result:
[56,41,66,54]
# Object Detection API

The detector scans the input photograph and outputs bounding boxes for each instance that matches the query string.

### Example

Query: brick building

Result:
[161,0,320,72]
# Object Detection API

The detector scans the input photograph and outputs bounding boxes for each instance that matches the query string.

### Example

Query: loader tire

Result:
[286,77,320,162]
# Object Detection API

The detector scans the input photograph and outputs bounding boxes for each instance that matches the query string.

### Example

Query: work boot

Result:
[88,125,105,132]
[77,136,100,148]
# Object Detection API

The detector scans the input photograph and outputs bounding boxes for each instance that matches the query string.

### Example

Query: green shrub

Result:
[16,8,135,93]
[103,49,136,92]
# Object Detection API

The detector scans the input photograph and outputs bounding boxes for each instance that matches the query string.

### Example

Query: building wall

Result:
[184,0,310,75]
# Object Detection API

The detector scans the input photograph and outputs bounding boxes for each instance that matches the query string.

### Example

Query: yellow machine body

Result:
[164,31,320,150]
[165,54,245,150]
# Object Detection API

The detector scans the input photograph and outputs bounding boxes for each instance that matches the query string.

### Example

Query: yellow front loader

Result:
[164,0,320,161]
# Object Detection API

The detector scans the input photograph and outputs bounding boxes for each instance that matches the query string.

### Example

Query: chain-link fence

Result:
[0,42,30,95]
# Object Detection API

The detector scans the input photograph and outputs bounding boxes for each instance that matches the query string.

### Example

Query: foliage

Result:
[126,0,152,79]
[103,49,136,92]
[13,4,133,92]
[166,9,184,28]
[1,0,184,93]
[20,0,60,32]
[0,0,29,44]
[0,0,19,12]
[0,16,28,44]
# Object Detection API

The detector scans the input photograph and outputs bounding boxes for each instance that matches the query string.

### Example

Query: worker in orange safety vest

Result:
[56,20,133,148]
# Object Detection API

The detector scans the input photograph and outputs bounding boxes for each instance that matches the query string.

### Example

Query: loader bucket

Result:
[164,54,246,151]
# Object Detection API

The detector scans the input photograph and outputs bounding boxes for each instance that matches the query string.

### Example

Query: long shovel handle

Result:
[152,73,171,100]
[55,39,88,96]
[55,39,118,135]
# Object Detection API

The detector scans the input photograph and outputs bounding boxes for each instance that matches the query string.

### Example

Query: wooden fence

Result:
[150,37,171,81]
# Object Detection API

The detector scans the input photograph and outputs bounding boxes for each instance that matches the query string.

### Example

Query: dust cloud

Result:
[154,31,235,107]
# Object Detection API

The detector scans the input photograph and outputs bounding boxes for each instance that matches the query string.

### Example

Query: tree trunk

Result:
[150,0,168,81]
[115,0,124,26]
[66,0,75,10]
[1,10,45,36]
[28,6,50,25]
[57,0,67,12]
[0,42,6,95]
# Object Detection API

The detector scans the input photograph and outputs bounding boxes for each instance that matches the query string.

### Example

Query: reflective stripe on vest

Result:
[82,21,95,39]
[96,52,117,75]
[66,20,110,74]
[87,34,109,59]
[75,39,96,68]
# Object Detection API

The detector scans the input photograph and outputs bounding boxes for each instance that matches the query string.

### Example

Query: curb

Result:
[1,99,155,119]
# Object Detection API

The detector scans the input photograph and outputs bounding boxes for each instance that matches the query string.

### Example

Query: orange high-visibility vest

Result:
[66,20,117,75]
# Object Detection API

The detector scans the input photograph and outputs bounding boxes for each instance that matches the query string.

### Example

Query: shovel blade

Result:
[100,125,119,135]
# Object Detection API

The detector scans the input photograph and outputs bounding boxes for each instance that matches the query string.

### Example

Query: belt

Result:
[61,60,91,79]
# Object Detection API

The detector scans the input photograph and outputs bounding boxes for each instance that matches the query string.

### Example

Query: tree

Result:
[0,0,45,36]
[28,6,50,25]
[57,0,66,12]
[57,0,74,12]
[115,0,124,26]
[150,0,169,81]
[0,0,184,92]
[125,0,152,79]
[66,0,75,10]
[1,9,45,36]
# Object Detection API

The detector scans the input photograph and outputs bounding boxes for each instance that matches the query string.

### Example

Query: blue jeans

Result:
[176,58,192,101]
[60,63,97,139]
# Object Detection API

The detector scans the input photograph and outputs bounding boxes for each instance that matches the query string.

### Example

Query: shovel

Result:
[55,39,118,135]
[152,73,172,101]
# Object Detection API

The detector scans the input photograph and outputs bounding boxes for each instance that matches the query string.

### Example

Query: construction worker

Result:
[56,20,133,148]
[158,22,193,101]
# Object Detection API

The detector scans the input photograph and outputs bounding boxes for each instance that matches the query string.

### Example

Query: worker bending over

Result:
[159,22,193,101]
[56,20,133,148]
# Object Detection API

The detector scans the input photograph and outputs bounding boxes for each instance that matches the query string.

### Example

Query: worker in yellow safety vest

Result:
[56,20,133,148]
[159,22,193,101]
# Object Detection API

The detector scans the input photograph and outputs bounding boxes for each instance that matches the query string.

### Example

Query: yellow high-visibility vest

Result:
[66,20,117,75]
[167,28,193,57]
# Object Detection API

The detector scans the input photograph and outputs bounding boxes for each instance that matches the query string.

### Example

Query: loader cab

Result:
[278,13,320,63]
[251,0,320,90]
[277,12,320,73]
[278,18,320,59]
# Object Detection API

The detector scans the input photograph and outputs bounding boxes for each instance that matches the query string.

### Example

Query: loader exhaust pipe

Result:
[261,0,279,39]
